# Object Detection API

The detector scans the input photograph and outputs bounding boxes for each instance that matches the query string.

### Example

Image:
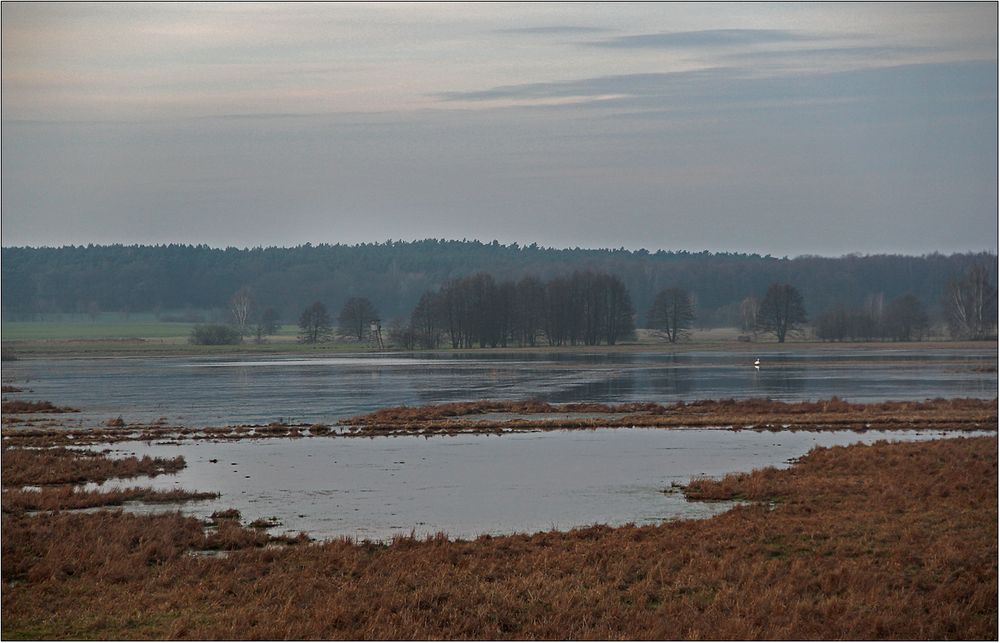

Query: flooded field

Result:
[97,427,993,542]
[3,348,996,427]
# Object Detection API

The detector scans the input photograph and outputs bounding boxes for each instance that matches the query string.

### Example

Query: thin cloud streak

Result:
[585,29,812,49]
[496,25,613,35]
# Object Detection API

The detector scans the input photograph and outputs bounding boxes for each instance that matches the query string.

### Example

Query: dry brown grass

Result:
[2,436,995,640]
[1,399,77,414]
[1,486,219,514]
[2,447,185,486]
[340,397,997,435]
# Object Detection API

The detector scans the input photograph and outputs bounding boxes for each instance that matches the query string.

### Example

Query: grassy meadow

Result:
[2,435,995,639]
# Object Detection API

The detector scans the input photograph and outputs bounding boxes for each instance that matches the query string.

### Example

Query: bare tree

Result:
[945,264,997,340]
[337,297,379,341]
[299,301,332,344]
[603,273,636,345]
[387,318,416,350]
[739,297,759,335]
[513,276,546,347]
[228,287,255,340]
[410,292,442,349]
[757,284,807,343]
[647,288,694,343]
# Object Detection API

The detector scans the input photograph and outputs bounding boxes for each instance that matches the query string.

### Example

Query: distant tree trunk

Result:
[739,296,759,340]
[229,288,255,340]
[410,292,442,349]
[604,274,635,345]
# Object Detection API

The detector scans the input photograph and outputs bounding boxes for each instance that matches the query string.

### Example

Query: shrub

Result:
[189,324,241,345]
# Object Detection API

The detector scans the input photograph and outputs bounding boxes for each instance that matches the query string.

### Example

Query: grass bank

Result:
[2,435,996,639]
[341,397,997,435]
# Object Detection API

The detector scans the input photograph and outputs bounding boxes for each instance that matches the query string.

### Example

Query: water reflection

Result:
[3,348,995,427]
[107,428,996,542]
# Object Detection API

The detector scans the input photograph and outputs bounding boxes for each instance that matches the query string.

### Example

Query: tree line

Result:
[186,261,995,346]
[3,242,995,331]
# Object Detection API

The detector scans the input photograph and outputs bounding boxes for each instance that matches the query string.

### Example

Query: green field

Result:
[1,321,199,341]
[0,322,305,342]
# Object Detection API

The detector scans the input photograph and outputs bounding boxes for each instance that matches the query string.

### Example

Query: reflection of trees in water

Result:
[549,373,641,403]
[750,368,806,397]
[647,367,695,397]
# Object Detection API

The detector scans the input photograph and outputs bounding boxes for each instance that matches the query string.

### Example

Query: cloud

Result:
[437,61,997,118]
[437,68,741,103]
[496,25,613,35]
[585,29,811,49]
[718,45,937,64]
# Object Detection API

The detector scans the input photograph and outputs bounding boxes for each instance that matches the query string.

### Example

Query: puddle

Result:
[90,427,995,542]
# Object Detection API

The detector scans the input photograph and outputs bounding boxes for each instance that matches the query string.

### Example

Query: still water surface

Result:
[103,428,993,542]
[5,348,996,427]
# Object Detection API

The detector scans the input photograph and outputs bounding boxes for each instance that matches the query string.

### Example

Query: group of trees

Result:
[295,297,381,344]
[4,243,994,333]
[13,241,981,345]
[190,288,281,345]
[206,264,995,347]
[647,283,808,344]
[228,288,280,343]
[815,293,929,342]
[392,271,636,349]
[188,288,384,346]
[813,264,997,342]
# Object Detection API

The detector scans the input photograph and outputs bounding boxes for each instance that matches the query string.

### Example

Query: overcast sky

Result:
[2,2,996,256]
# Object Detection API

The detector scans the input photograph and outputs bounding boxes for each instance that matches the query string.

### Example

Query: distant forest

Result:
[2,241,996,330]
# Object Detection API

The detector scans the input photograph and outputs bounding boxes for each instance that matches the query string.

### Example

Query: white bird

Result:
[754,357,760,369]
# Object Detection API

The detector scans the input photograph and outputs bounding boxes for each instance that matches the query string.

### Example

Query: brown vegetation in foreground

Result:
[2,436,996,640]
[1,486,218,514]
[340,397,997,434]
[1,399,78,414]
[2,447,186,486]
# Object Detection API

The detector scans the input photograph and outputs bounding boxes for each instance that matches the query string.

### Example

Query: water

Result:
[99,428,994,542]
[4,349,995,427]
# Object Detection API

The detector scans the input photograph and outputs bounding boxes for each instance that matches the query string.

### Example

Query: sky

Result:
[2,2,997,257]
